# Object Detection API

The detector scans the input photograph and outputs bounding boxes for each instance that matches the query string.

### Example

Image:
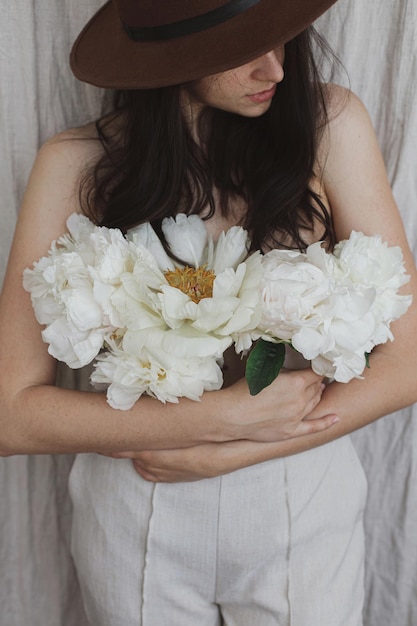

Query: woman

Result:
[1,0,416,624]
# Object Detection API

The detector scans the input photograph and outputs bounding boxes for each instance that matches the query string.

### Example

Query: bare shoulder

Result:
[322,83,363,118]
[36,121,103,184]
[4,121,106,274]
[318,84,374,166]
[316,84,408,246]
[318,83,384,192]
[33,122,102,203]
[310,86,372,235]
[22,122,103,225]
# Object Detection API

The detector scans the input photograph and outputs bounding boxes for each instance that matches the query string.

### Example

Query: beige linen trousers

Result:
[69,433,367,625]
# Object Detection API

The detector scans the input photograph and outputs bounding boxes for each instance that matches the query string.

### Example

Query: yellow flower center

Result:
[164,266,215,304]
[142,361,166,381]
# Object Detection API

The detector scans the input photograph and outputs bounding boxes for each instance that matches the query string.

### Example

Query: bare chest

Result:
[202,176,332,247]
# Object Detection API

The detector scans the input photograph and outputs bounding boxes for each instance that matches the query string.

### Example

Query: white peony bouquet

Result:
[23,213,412,406]
[23,213,263,409]
[245,231,412,394]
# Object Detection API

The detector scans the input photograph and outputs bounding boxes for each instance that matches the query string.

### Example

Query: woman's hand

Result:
[133,441,269,482]
[105,408,338,483]
[221,368,338,443]
[103,441,283,483]
[103,443,244,483]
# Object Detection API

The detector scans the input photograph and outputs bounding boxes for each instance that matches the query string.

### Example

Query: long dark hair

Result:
[80,27,337,251]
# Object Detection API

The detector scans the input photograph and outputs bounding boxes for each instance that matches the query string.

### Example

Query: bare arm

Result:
[125,88,417,481]
[0,130,336,456]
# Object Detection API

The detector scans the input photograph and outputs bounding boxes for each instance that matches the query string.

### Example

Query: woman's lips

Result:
[247,85,277,103]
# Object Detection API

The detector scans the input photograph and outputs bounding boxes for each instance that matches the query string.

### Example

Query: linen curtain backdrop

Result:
[1,1,416,624]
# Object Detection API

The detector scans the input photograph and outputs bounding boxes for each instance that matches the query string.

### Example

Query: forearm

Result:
[0,364,331,456]
[1,383,233,456]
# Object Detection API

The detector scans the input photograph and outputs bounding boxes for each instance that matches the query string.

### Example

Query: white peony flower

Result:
[91,341,223,409]
[258,249,332,341]
[334,231,410,290]
[311,350,367,383]
[23,253,80,325]
[23,214,138,367]
[24,212,264,407]
[252,232,412,385]
[333,232,412,350]
[120,215,263,350]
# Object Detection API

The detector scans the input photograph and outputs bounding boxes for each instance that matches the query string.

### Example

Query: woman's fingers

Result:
[132,460,158,482]
[299,413,340,435]
[304,382,326,416]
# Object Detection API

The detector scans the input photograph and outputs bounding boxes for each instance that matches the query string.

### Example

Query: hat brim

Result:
[70,0,338,89]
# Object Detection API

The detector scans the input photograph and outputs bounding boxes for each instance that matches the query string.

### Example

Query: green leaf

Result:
[365,352,371,368]
[245,340,286,396]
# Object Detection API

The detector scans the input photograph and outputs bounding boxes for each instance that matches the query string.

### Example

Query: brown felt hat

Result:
[70,0,338,89]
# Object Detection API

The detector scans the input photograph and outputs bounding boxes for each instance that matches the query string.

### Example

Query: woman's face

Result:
[183,46,285,118]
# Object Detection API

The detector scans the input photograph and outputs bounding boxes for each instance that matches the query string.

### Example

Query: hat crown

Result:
[71,0,339,89]
[116,0,244,28]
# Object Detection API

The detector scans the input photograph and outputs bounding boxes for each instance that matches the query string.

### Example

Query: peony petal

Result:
[209,226,250,273]
[42,318,104,368]
[191,297,239,332]
[158,285,197,328]
[292,327,326,360]
[127,222,175,271]
[162,214,208,267]
[66,212,96,240]
[213,265,246,298]
[63,289,103,331]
